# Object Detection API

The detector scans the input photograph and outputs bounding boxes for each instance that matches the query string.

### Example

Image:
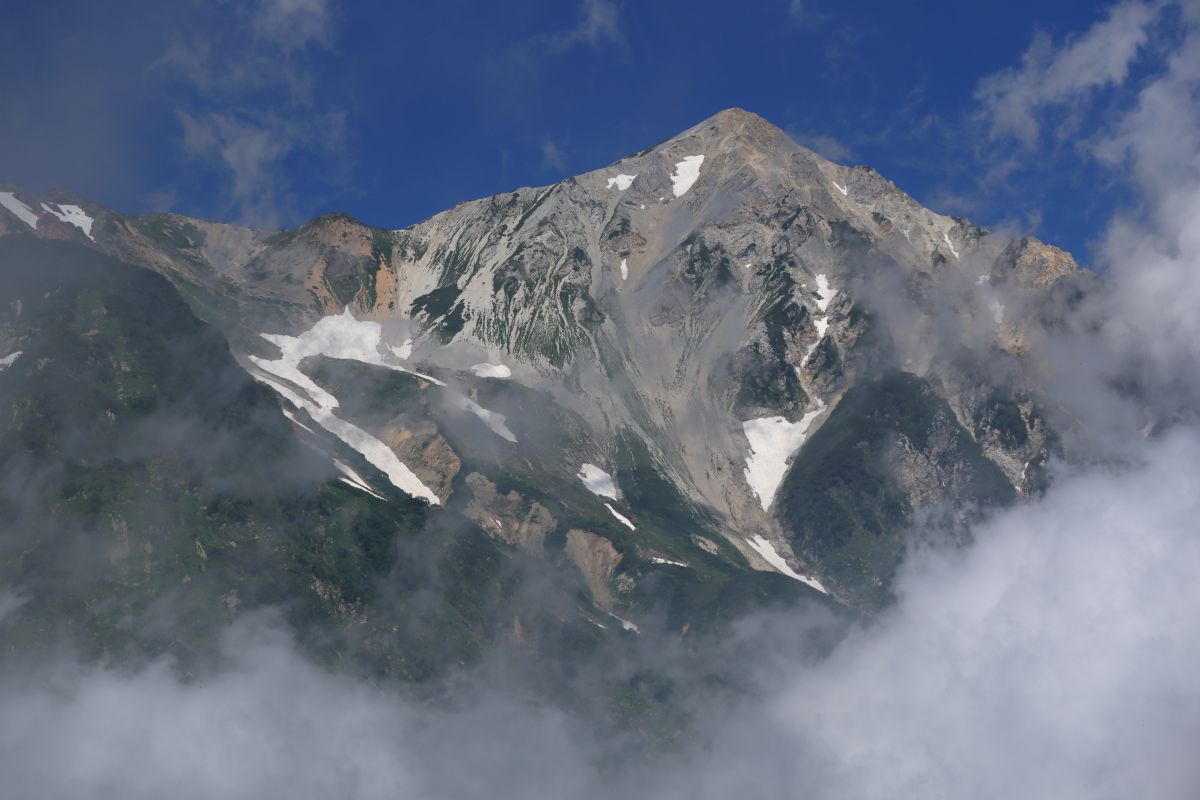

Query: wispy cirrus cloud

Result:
[499,0,625,70]
[548,0,623,51]
[789,129,856,162]
[156,0,345,226]
[539,139,568,173]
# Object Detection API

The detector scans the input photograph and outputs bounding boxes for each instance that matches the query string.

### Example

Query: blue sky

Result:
[0,1,1165,261]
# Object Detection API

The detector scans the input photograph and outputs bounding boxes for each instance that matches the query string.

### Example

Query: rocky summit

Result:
[0,109,1092,672]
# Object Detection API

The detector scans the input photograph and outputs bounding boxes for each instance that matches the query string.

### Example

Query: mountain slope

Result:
[0,109,1091,607]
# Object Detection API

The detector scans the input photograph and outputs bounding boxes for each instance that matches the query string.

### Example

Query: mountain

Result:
[0,107,1090,663]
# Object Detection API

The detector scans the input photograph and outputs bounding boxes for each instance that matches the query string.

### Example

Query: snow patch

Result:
[831,180,849,196]
[249,310,442,504]
[470,362,511,378]
[251,309,444,394]
[605,503,636,531]
[0,193,38,229]
[746,535,828,594]
[943,232,960,259]
[333,460,387,501]
[742,401,826,511]
[651,556,689,568]
[619,258,628,280]
[608,613,641,634]
[578,463,618,500]
[814,274,838,311]
[670,155,705,198]
[283,390,439,504]
[456,396,518,443]
[281,408,315,435]
[41,203,94,240]
[606,173,637,191]
[0,351,21,371]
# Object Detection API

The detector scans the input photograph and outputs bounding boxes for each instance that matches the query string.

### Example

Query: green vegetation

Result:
[0,238,522,681]
[778,372,1015,605]
[410,283,462,320]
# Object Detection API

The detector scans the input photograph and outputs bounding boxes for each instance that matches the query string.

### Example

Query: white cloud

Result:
[540,139,567,173]
[794,131,855,162]
[975,1,1161,145]
[158,0,343,224]
[251,0,334,51]
[178,109,344,226]
[552,0,623,51]
[0,617,599,800]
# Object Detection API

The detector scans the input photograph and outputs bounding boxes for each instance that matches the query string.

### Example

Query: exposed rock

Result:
[464,473,557,555]
[564,529,622,611]
[377,420,460,504]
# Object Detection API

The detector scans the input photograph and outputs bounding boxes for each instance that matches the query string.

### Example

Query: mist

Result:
[3,2,1200,799]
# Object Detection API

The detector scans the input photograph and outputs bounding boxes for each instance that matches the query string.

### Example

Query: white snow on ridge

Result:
[254,370,440,505]
[0,193,38,229]
[805,274,837,362]
[651,556,689,568]
[746,535,828,594]
[831,180,849,197]
[607,173,637,191]
[0,351,21,371]
[943,232,960,259]
[742,401,826,512]
[256,309,444,387]
[456,396,518,443]
[41,203,94,240]
[609,613,641,634]
[814,274,838,312]
[670,155,705,198]
[619,258,628,280]
[605,503,636,531]
[578,463,618,500]
[249,310,442,505]
[471,363,511,378]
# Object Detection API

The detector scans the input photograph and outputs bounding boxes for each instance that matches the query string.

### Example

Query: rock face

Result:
[464,473,556,555]
[0,109,1091,607]
[564,529,623,611]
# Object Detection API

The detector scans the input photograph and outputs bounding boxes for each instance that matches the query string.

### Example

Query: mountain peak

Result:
[670,107,795,154]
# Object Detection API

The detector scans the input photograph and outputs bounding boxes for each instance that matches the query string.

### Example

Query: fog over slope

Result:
[2,2,1199,798]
